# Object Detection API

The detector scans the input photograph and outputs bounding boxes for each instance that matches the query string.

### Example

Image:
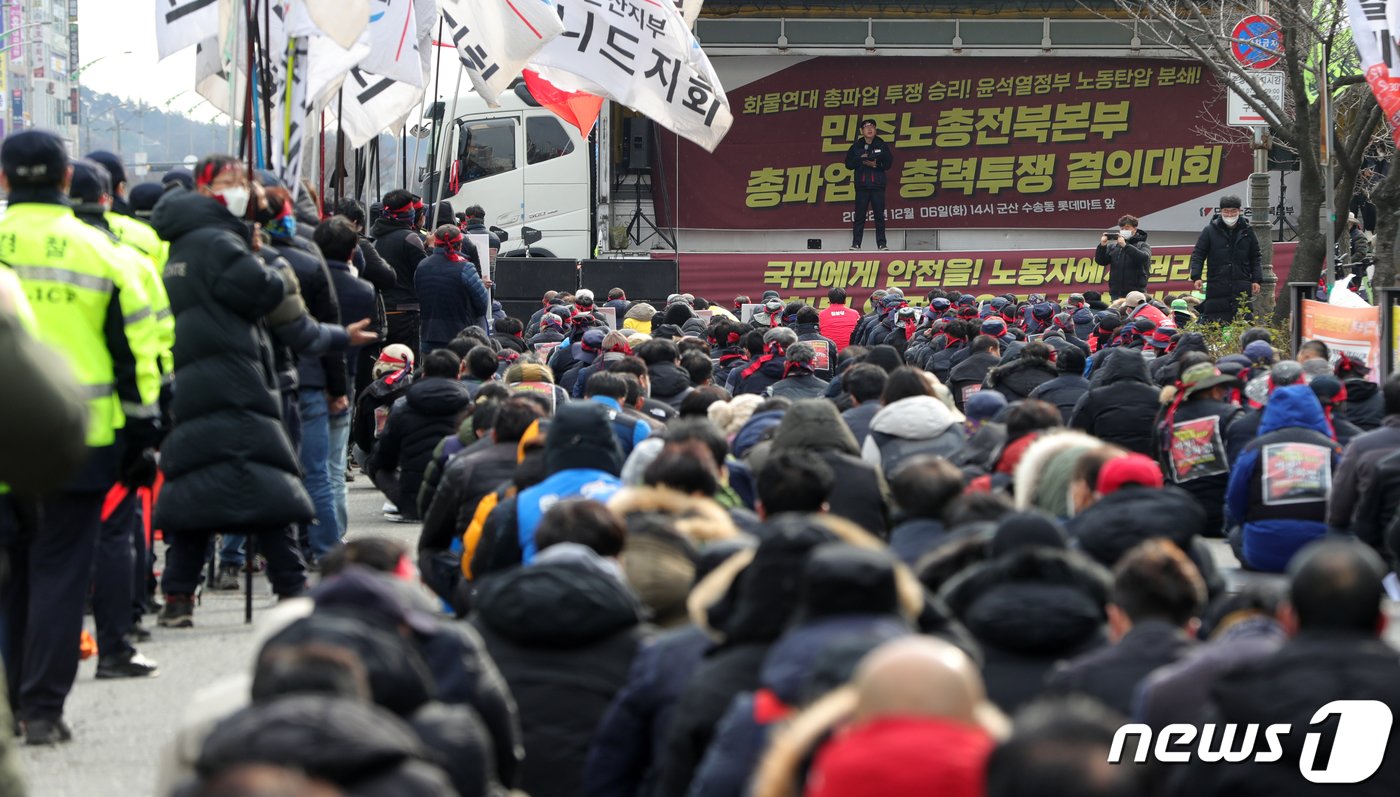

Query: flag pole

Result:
[428,62,464,231]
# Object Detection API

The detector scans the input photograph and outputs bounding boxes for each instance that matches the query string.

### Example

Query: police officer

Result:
[68,159,166,680]
[0,130,163,745]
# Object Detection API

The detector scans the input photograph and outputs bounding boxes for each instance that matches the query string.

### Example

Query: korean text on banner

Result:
[530,0,732,152]
[1301,298,1382,383]
[156,0,219,60]
[653,56,1247,232]
[1347,0,1400,147]
[441,0,566,107]
[671,242,1298,307]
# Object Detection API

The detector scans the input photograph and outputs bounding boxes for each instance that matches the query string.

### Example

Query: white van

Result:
[436,89,592,258]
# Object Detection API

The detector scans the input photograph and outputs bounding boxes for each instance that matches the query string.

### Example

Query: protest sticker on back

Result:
[1261,443,1332,505]
[1169,416,1228,483]
[961,383,982,403]
[511,381,557,413]
[809,340,832,372]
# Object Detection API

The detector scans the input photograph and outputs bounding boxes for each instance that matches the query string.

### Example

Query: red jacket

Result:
[819,304,861,352]
[806,717,992,797]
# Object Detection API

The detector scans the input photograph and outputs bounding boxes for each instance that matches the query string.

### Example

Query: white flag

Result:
[156,0,222,60]
[1349,0,1400,146]
[301,0,370,49]
[193,0,247,119]
[529,0,731,151]
[335,67,427,147]
[674,0,703,26]
[307,27,373,107]
[272,37,312,193]
[439,0,565,107]
[360,0,428,87]
[330,0,435,148]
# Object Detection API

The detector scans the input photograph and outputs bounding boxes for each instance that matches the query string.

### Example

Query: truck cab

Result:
[434,89,592,258]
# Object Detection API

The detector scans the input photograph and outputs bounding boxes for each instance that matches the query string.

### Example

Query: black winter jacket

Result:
[1069,349,1161,456]
[1067,485,1226,596]
[370,217,427,308]
[195,695,456,796]
[370,378,473,520]
[353,370,414,454]
[152,190,313,533]
[844,135,893,190]
[1342,377,1385,430]
[941,548,1111,713]
[648,361,694,409]
[272,234,344,395]
[655,518,840,797]
[1046,619,1194,717]
[473,547,649,797]
[327,258,378,389]
[584,626,714,797]
[1094,231,1151,299]
[1189,216,1262,319]
[949,351,1000,410]
[986,357,1058,401]
[1028,373,1091,423]
[419,441,518,555]
[1171,632,1400,797]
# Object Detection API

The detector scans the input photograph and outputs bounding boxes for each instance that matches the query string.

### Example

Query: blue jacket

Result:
[517,468,624,563]
[591,396,651,456]
[1227,385,1342,573]
[414,247,489,348]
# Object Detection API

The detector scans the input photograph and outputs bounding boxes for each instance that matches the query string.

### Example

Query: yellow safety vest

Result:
[0,203,161,447]
[106,213,174,375]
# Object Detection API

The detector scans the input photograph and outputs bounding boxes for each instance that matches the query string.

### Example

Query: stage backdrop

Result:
[653,56,1249,231]
[668,243,1297,306]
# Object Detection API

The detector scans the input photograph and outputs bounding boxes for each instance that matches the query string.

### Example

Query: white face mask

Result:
[1221,214,1240,227]
[1120,228,1134,239]
[217,186,251,218]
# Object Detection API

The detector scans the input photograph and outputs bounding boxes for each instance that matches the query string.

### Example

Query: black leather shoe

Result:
[24,718,72,745]
[95,651,160,679]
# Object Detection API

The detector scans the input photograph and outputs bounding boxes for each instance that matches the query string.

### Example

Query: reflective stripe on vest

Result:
[0,204,157,447]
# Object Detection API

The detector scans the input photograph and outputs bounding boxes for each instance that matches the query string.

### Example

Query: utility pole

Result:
[1250,0,1277,318]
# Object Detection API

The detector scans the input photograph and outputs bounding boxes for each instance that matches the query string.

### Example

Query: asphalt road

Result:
[15,479,1400,796]
[18,477,415,797]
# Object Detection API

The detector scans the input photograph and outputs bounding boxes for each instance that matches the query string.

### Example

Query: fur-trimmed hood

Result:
[608,486,741,545]
[686,514,925,643]
[940,547,1110,656]
[1012,430,1101,513]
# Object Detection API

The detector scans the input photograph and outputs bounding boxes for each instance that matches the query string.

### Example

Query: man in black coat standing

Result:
[371,189,427,357]
[1094,213,1151,301]
[1190,195,1263,323]
[844,119,893,251]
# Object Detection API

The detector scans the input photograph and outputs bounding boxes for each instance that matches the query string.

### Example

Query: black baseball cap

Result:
[2,130,68,188]
[69,158,112,206]
[86,150,127,188]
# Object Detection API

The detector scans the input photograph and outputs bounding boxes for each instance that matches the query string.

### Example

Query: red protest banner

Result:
[653,56,1249,231]
[1300,298,1381,382]
[670,243,1296,307]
